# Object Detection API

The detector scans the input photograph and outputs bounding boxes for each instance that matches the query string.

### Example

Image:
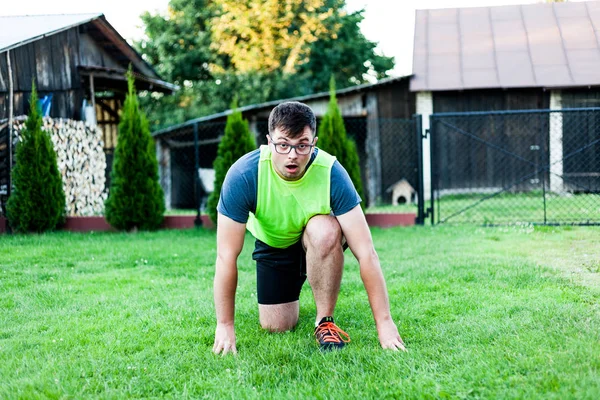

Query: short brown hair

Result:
[268,101,316,138]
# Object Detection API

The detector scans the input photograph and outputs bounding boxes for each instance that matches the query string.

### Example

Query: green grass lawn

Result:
[1,226,599,399]
[434,192,600,225]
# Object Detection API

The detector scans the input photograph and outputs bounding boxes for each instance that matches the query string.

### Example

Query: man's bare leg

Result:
[302,214,344,325]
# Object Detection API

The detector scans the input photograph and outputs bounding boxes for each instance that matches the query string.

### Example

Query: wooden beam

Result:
[89,73,96,110]
[96,98,119,120]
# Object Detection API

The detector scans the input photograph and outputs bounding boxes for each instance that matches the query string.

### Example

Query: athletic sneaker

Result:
[314,316,350,350]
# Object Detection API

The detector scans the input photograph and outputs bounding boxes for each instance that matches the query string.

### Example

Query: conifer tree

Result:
[317,77,364,204]
[6,81,65,232]
[207,99,256,225]
[105,69,165,230]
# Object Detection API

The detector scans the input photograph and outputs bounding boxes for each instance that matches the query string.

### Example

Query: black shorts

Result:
[252,238,307,305]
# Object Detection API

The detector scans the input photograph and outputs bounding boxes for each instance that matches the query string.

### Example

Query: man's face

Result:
[268,126,317,181]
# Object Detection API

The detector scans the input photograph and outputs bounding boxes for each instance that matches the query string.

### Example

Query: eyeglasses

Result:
[268,136,315,155]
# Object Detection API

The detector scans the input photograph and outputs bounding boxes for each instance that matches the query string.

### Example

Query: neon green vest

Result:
[247,145,336,248]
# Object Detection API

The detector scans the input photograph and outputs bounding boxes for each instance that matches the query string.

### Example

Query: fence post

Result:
[429,114,435,226]
[193,122,202,227]
[415,114,425,225]
[6,50,14,233]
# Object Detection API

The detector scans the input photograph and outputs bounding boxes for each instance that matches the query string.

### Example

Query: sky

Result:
[0,0,588,76]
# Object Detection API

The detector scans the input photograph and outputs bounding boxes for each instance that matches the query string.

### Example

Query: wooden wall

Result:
[376,79,415,119]
[431,88,551,193]
[0,25,130,121]
[0,29,83,120]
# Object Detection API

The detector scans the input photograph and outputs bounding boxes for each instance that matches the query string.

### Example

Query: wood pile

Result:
[11,118,108,216]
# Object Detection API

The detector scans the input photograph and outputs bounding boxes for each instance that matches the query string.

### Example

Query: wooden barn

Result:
[412,1,600,197]
[152,76,417,210]
[154,0,600,212]
[0,13,177,196]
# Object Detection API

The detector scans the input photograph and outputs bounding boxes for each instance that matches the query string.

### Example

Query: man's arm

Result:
[336,205,406,351]
[213,213,246,355]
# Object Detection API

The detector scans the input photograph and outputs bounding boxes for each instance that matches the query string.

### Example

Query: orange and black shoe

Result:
[314,316,350,351]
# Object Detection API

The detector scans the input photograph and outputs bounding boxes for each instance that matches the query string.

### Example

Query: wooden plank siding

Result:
[376,79,415,119]
[0,29,85,121]
[432,89,551,193]
[0,26,130,121]
[561,89,600,192]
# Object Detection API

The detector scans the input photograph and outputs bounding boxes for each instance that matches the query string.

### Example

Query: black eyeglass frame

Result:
[267,135,316,155]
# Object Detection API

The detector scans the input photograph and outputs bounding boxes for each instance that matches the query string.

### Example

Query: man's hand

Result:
[213,323,237,356]
[377,319,406,351]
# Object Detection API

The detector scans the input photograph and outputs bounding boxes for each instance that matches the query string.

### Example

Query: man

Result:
[212,101,405,354]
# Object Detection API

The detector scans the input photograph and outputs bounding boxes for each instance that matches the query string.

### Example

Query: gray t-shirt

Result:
[217,148,361,224]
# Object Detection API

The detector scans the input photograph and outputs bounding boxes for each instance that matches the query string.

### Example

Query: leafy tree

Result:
[137,0,216,85]
[207,100,256,224]
[296,4,394,93]
[136,0,394,130]
[105,70,165,231]
[317,77,364,205]
[6,81,65,232]
[211,0,335,74]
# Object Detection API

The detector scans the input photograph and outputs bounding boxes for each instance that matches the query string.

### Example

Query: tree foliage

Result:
[211,0,335,74]
[206,100,256,224]
[317,77,364,205]
[104,70,165,231]
[6,81,66,232]
[136,0,394,131]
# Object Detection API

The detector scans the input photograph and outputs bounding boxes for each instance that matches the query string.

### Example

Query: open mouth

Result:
[285,165,299,174]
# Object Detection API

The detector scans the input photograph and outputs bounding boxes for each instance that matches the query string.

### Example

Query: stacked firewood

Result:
[11,118,108,216]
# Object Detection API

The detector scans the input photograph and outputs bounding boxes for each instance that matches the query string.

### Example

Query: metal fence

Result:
[3,107,599,226]
[157,116,420,217]
[429,108,600,225]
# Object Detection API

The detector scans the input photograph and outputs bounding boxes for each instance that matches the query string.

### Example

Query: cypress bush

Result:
[6,81,65,232]
[317,77,364,205]
[105,70,165,231]
[207,100,256,225]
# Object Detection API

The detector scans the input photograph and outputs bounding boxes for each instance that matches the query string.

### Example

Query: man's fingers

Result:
[213,341,223,354]
[217,341,237,356]
[382,338,407,352]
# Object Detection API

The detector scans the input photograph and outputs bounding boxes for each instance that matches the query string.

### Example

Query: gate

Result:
[428,108,600,225]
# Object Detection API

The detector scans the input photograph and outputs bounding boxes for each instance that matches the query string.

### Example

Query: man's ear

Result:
[313,136,318,146]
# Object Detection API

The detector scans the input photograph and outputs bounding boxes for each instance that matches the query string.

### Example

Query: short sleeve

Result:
[330,160,362,216]
[216,150,259,223]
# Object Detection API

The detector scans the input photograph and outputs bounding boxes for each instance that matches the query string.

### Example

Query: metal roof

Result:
[152,74,411,137]
[0,13,103,53]
[410,1,600,91]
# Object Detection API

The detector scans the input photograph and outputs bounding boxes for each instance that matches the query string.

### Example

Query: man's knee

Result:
[303,215,342,254]
[259,303,299,332]
[259,318,297,332]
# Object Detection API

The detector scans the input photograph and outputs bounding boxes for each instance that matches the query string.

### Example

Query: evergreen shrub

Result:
[207,100,256,225]
[317,77,364,205]
[6,81,65,232]
[105,70,165,231]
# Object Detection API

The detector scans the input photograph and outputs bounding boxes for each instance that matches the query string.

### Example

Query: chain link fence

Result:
[156,117,420,216]
[4,107,597,226]
[430,108,600,225]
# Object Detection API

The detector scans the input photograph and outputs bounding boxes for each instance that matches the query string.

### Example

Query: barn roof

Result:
[0,13,177,93]
[410,1,600,91]
[152,74,411,137]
